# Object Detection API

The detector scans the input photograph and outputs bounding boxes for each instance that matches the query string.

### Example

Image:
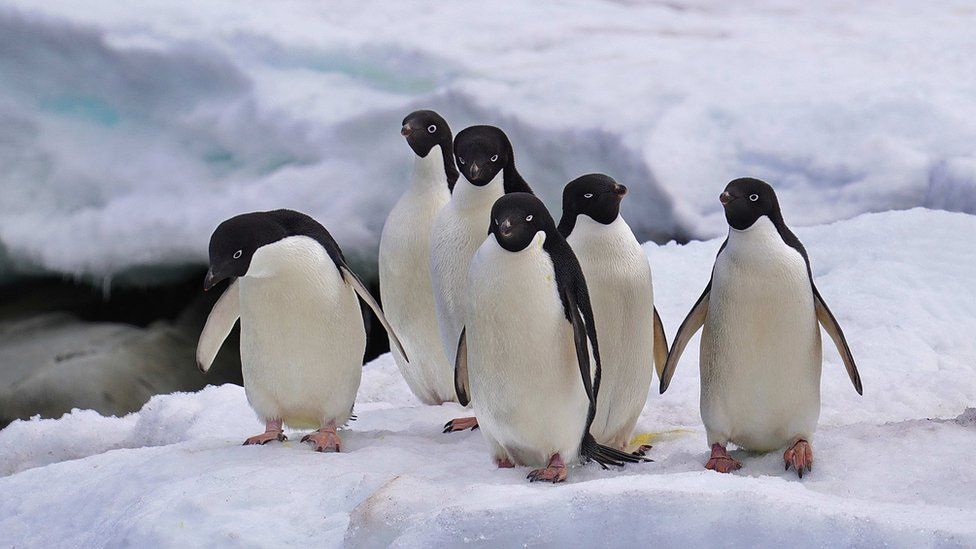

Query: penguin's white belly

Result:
[379,188,454,404]
[700,220,821,452]
[430,199,496,364]
[239,267,364,429]
[569,217,654,448]
[466,236,589,467]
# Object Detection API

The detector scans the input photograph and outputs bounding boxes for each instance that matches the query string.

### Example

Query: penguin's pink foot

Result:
[784,439,813,478]
[705,443,742,473]
[301,422,341,453]
[443,416,479,433]
[527,454,567,483]
[243,419,286,446]
[496,457,516,469]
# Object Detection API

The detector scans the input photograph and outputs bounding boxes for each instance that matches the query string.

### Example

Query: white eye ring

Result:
[233,250,243,259]
[427,124,436,133]
[749,194,759,202]
[525,215,533,222]
[583,193,594,199]
[458,157,465,165]
[491,154,499,162]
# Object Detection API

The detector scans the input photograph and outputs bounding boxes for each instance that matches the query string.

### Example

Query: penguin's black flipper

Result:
[813,284,862,395]
[339,265,409,363]
[652,306,669,381]
[566,294,595,404]
[660,282,711,394]
[454,327,470,406]
[580,433,649,469]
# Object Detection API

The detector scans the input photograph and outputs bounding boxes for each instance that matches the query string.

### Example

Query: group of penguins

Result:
[196,109,863,483]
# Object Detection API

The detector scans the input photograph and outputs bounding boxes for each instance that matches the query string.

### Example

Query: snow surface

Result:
[2,208,974,547]
[2,1,976,281]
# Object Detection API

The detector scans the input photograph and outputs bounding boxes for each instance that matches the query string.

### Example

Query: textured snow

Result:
[2,208,974,547]
[2,1,976,281]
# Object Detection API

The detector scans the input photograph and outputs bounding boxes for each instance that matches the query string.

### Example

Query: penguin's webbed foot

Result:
[443,416,479,433]
[705,443,741,474]
[632,444,652,457]
[302,423,342,453]
[243,419,286,445]
[527,454,567,484]
[496,457,516,469]
[783,439,813,478]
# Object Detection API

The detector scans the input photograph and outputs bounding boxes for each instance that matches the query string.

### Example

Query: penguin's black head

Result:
[454,125,512,186]
[489,192,554,252]
[562,173,627,226]
[204,212,285,290]
[401,110,452,157]
[720,177,781,231]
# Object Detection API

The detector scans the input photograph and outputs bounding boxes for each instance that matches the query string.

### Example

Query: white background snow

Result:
[2,0,976,281]
[2,209,975,547]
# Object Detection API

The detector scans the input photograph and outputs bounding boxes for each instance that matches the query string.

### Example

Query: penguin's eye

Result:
[749,193,759,202]
[525,215,533,222]
[458,157,465,165]
[233,250,243,259]
[583,193,594,199]
[490,154,499,162]
[427,124,436,133]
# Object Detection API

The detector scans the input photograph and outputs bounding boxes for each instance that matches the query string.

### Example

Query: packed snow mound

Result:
[2,1,976,281]
[2,209,974,546]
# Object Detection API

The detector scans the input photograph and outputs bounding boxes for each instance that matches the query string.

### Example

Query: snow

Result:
[2,208,974,547]
[2,1,976,281]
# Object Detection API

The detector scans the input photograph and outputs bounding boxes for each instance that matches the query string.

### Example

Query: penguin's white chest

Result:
[379,149,454,403]
[465,235,590,467]
[700,217,821,451]
[429,175,504,362]
[238,237,365,429]
[568,216,655,448]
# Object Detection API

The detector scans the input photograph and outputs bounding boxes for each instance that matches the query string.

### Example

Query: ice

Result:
[2,1,976,282]
[2,208,974,546]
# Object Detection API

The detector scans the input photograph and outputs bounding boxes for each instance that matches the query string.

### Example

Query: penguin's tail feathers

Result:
[580,433,651,469]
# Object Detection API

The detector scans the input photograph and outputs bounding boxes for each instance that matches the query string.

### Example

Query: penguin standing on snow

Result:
[454,193,645,482]
[430,125,533,432]
[660,178,862,477]
[379,110,457,404]
[196,209,407,451]
[558,174,669,453]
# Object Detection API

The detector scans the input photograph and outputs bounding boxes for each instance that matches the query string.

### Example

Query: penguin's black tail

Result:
[580,433,651,469]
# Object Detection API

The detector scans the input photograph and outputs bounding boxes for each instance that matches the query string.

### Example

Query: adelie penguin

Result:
[454,193,645,482]
[196,209,408,451]
[430,125,533,433]
[660,178,862,477]
[558,174,669,454]
[378,110,458,405]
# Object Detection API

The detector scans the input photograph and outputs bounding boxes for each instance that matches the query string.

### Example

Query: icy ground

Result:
[2,1,976,281]
[1,208,974,547]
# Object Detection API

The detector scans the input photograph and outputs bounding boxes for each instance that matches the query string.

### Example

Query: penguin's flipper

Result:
[659,283,710,394]
[454,327,470,406]
[565,287,595,404]
[339,265,409,363]
[196,279,240,373]
[813,285,862,395]
[652,306,669,380]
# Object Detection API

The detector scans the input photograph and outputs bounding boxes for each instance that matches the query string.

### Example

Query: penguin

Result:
[196,209,408,451]
[430,125,533,432]
[453,193,645,482]
[378,110,458,404]
[659,178,862,477]
[557,174,669,453]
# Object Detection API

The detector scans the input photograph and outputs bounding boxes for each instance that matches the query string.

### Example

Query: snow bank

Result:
[1,209,974,547]
[2,1,976,281]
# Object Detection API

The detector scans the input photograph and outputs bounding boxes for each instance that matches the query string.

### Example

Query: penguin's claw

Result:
[243,420,286,445]
[527,454,567,483]
[443,416,479,433]
[301,425,342,453]
[705,443,742,474]
[783,439,813,478]
[632,444,652,457]
[496,457,516,469]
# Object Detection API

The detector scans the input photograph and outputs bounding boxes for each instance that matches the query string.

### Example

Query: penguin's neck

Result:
[451,172,504,211]
[569,214,637,254]
[246,236,334,280]
[410,145,451,194]
[724,216,798,267]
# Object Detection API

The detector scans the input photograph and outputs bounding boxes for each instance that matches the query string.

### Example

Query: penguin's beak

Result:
[498,218,513,237]
[720,191,735,206]
[203,269,218,291]
[613,184,628,197]
[469,162,481,179]
[400,124,413,137]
